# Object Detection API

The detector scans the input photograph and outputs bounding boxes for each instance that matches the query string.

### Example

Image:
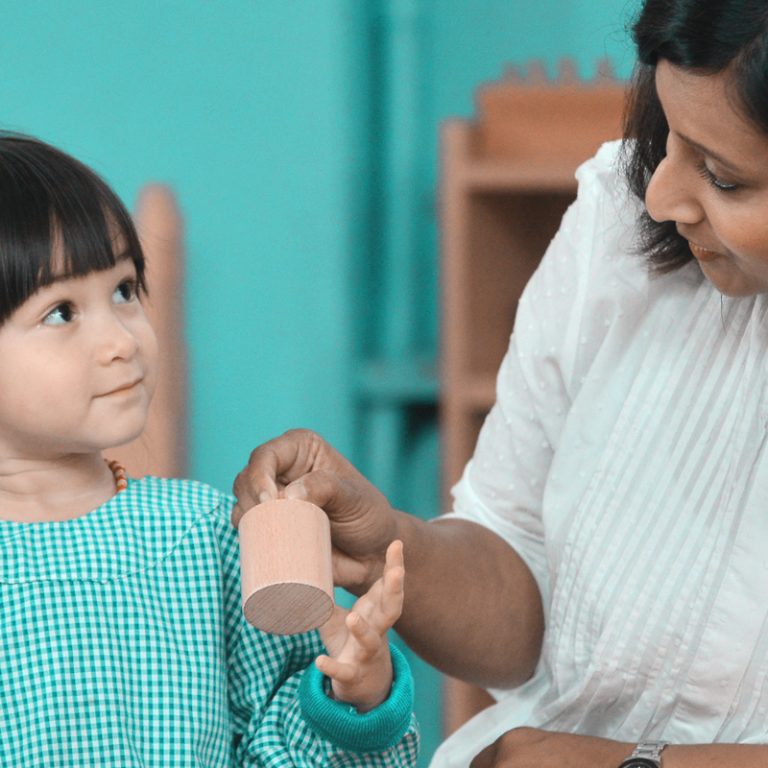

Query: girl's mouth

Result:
[99,378,143,397]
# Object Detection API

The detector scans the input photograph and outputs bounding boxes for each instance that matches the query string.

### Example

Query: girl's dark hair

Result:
[0,132,146,324]
[622,0,768,272]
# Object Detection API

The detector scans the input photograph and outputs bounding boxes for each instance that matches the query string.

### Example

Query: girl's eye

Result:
[696,161,739,192]
[113,279,138,304]
[42,303,75,326]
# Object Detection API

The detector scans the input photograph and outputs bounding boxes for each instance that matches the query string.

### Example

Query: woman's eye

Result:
[696,161,739,192]
[42,303,74,326]
[113,280,137,304]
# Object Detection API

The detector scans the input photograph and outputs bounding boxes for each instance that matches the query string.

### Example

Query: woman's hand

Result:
[232,430,399,593]
[233,430,544,688]
[470,728,631,767]
[315,540,405,711]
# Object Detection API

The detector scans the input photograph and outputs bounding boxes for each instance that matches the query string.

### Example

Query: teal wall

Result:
[0,1,366,489]
[0,2,637,763]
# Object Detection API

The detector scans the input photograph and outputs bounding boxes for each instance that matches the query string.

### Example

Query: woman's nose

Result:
[645,148,705,227]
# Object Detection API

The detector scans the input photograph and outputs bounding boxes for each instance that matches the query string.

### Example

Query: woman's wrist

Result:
[658,743,768,768]
[616,740,668,767]
[345,507,414,596]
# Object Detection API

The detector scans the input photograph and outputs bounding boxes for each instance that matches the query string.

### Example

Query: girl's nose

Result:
[95,311,140,364]
[645,137,705,227]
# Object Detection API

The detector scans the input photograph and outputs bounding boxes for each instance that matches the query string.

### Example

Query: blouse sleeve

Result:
[210,496,420,767]
[443,140,639,620]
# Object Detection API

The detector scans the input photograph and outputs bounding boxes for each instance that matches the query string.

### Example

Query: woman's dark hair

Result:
[622,0,768,272]
[0,132,146,324]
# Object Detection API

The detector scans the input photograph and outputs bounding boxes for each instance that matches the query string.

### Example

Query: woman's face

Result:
[646,60,768,297]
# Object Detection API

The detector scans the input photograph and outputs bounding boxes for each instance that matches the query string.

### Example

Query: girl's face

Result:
[0,258,157,460]
[645,60,768,297]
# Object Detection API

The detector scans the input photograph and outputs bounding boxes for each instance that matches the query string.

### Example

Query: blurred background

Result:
[0,1,638,762]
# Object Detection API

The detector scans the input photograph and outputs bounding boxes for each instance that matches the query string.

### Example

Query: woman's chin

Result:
[698,261,764,298]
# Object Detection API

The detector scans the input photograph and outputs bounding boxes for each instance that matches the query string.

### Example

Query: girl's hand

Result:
[315,540,405,712]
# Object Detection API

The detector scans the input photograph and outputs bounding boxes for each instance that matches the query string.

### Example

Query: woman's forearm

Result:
[470,730,768,767]
[392,512,544,688]
[231,430,543,688]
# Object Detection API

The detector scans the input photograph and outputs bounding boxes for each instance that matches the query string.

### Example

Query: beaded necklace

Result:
[105,459,128,493]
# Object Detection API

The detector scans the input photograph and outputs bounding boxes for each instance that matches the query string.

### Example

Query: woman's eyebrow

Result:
[677,130,744,174]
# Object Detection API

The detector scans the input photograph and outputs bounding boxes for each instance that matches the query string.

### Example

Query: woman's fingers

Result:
[231,429,333,526]
[231,440,284,527]
[331,546,371,588]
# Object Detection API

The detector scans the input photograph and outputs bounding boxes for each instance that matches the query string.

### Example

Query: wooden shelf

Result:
[442,373,496,412]
[462,160,578,193]
[439,119,577,497]
[460,375,497,412]
[438,73,625,737]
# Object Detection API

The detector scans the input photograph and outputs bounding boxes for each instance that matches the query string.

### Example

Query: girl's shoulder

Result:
[0,477,237,584]
[125,476,235,521]
[122,475,237,544]
[105,476,238,571]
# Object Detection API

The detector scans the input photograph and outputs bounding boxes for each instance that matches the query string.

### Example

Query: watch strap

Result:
[617,740,669,768]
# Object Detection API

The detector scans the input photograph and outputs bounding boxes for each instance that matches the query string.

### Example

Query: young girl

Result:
[0,132,418,766]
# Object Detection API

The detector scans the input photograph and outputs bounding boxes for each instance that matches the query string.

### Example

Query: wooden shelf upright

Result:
[438,62,625,736]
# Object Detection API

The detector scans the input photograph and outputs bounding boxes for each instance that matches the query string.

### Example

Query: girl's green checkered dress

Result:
[0,477,418,766]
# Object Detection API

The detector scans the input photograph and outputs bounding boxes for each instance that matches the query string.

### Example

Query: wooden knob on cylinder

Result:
[238,498,334,635]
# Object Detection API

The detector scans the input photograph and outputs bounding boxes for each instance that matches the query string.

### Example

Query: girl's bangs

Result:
[0,135,146,324]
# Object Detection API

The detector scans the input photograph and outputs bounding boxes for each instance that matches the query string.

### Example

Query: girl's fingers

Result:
[318,604,350,656]
[345,612,382,656]
[315,654,357,685]
[348,539,404,631]
[380,540,405,622]
[385,539,405,572]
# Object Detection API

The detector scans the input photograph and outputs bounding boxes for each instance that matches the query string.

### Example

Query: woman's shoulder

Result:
[569,139,702,297]
[525,140,648,323]
[515,140,683,391]
[577,139,624,178]
[575,139,642,248]
[576,139,641,228]
[574,139,632,195]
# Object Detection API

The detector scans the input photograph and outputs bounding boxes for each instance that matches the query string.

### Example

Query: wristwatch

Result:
[617,740,669,768]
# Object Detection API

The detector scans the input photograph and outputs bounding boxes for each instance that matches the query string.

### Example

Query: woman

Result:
[234,1,768,765]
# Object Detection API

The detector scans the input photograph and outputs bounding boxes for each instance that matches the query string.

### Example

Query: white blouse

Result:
[431,141,768,766]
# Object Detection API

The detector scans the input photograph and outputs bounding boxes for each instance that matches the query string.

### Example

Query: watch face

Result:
[619,760,659,768]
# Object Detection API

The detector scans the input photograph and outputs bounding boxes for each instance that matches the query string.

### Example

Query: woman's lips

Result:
[688,241,721,262]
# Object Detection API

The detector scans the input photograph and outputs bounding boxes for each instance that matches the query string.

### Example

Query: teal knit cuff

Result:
[299,644,414,753]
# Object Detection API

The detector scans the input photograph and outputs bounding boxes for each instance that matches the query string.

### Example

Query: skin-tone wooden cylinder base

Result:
[238,498,334,635]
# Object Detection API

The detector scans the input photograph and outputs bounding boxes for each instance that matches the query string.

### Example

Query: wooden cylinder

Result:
[238,498,334,635]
